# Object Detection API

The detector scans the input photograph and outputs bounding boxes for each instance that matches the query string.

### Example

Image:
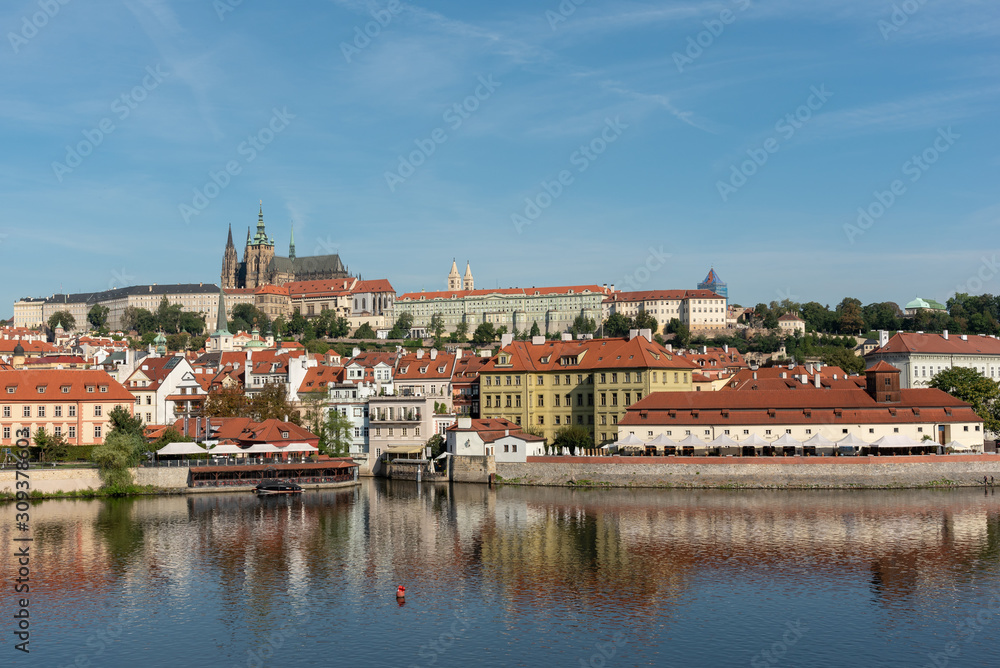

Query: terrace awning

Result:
[614,433,647,447]
[281,442,319,452]
[872,434,923,448]
[387,445,425,455]
[156,442,207,456]
[207,444,246,455]
[243,443,281,454]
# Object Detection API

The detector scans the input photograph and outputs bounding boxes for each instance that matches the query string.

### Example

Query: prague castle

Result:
[221,203,350,289]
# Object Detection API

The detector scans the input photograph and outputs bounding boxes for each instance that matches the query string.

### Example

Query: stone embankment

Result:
[497,455,1000,489]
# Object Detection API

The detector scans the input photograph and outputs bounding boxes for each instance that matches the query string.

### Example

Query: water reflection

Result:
[7,483,1000,666]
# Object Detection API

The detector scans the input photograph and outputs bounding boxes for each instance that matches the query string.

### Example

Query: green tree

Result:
[286,310,308,336]
[821,347,864,375]
[354,322,376,339]
[107,405,145,438]
[249,382,299,422]
[930,367,1000,433]
[454,321,469,342]
[552,425,592,456]
[150,427,192,452]
[320,408,354,457]
[88,304,110,330]
[32,427,68,462]
[272,316,286,338]
[763,312,780,330]
[204,386,249,418]
[665,318,690,348]
[178,311,206,335]
[862,302,902,332]
[47,310,76,331]
[529,321,541,338]
[155,296,184,334]
[166,333,189,351]
[122,306,157,334]
[633,311,658,334]
[471,322,497,346]
[603,313,631,337]
[430,312,446,348]
[189,335,208,351]
[426,433,445,459]
[837,297,865,334]
[91,431,146,493]
[570,315,597,337]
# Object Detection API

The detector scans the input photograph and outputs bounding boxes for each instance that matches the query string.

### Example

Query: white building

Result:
[866,330,1000,389]
[446,416,546,463]
[602,289,728,332]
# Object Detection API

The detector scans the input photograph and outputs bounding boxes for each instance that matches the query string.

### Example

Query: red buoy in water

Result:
[396,585,406,599]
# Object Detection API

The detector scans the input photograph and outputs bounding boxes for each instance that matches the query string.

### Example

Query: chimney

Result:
[723,344,728,353]
[455,349,463,360]
[878,330,889,347]
[561,333,572,341]
[701,345,707,354]
[639,328,652,342]
[752,371,757,380]
[430,349,438,360]
[780,372,786,379]
[501,333,514,348]
[416,349,424,359]
[961,334,968,341]
[530,335,544,345]
[458,416,472,429]
[943,329,949,340]
[814,371,821,388]
[629,329,639,340]
[666,344,672,352]
[610,284,615,292]
[800,374,808,384]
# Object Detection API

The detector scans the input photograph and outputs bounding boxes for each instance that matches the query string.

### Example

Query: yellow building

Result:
[478,333,697,444]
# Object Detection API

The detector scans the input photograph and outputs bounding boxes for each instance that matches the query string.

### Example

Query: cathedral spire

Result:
[226,223,234,248]
[215,289,230,335]
[289,224,296,261]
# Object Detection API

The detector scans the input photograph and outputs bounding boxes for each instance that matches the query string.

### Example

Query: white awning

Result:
[946,440,974,452]
[157,442,207,456]
[614,433,647,447]
[772,434,802,446]
[676,434,703,446]
[281,442,319,452]
[709,433,739,447]
[207,444,246,455]
[741,433,771,446]
[647,434,679,447]
[872,434,923,448]
[802,433,836,447]
[836,433,870,448]
[243,443,281,454]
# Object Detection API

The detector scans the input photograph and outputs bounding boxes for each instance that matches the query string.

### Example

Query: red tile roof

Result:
[480,336,699,374]
[871,332,1000,356]
[0,369,134,402]
[297,366,343,394]
[354,279,395,293]
[447,417,545,443]
[603,289,724,303]
[397,285,608,301]
[395,351,456,380]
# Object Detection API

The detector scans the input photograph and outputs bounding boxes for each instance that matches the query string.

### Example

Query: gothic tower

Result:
[463,261,474,291]
[289,225,296,261]
[243,202,275,289]
[448,259,461,291]
[221,224,239,289]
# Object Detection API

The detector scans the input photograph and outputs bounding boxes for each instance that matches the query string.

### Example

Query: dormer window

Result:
[86,386,95,393]
[36,386,46,393]
[61,386,70,393]
[5,386,14,394]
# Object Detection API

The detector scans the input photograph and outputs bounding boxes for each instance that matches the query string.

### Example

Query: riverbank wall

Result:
[497,454,1000,489]
[0,466,359,495]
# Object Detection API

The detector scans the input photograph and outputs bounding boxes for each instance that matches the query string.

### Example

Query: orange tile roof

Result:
[394,351,456,380]
[871,332,1000,356]
[446,417,545,443]
[254,285,289,296]
[480,336,698,374]
[0,369,134,402]
[354,279,395,293]
[603,289,723,303]
[397,285,607,301]
[298,366,343,394]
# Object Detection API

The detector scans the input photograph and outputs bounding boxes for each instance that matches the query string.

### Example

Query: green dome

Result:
[905,297,930,310]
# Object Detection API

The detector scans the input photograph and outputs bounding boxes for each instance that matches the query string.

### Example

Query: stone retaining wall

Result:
[452,455,495,484]
[497,455,1000,489]
[0,467,102,494]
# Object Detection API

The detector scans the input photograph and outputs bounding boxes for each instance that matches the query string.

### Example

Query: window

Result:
[36,386,46,394]
[624,393,631,406]
[554,395,560,407]
[375,428,381,437]
[743,429,749,435]
[54,426,62,437]
[785,429,791,434]
[624,372,630,383]
[86,386,94,393]
[505,376,512,386]
[576,415,583,425]
[22,406,30,418]
[512,444,517,453]
[2,427,8,439]
[612,415,618,424]
[94,405,102,417]
[555,416,561,425]
[674,373,679,383]
[612,373,618,383]
[964,426,970,432]
[388,428,394,436]
[38,406,46,418]
[68,426,76,439]
[893,427,899,433]
[54,405,62,418]
[538,416,544,425]
[69,405,76,417]
[515,376,521,386]
[504,444,509,453]
[805,429,811,434]
[869,428,875,434]
[612,393,618,406]
[5,387,14,394]
[537,376,544,385]
[94,425,102,439]
[402,428,408,436]
[145,413,151,423]
[486,396,492,408]
[765,430,772,435]
[354,427,361,438]
[538,395,544,407]
[577,394,583,406]
[515,395,521,408]
[600,373,606,384]
[506,395,512,408]
[415,428,420,437]
[146,396,152,405]
[100,386,108,393]
[1,406,7,418]
[636,372,642,383]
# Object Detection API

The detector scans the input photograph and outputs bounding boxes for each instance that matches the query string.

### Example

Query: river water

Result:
[5,481,1000,667]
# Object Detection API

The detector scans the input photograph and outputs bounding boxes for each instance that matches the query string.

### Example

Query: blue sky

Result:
[1,0,998,318]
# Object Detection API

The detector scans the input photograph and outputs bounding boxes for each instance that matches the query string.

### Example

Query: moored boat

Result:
[254,481,303,495]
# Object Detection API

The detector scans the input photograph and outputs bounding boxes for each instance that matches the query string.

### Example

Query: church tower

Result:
[448,259,461,291]
[221,224,239,289]
[463,261,474,290]
[289,225,296,261]
[244,202,275,289]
